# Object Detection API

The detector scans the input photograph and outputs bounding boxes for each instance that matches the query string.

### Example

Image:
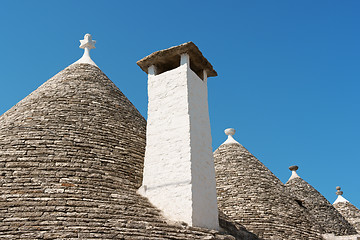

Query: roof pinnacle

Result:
[288,165,300,181]
[336,186,343,196]
[72,33,98,67]
[222,128,240,145]
[333,186,349,204]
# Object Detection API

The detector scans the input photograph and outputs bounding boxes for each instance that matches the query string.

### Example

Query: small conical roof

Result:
[214,129,323,240]
[333,187,360,233]
[0,37,253,239]
[285,167,357,236]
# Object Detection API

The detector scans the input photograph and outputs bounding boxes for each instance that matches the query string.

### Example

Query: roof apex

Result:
[334,186,350,204]
[287,165,300,181]
[72,34,98,67]
[222,128,240,145]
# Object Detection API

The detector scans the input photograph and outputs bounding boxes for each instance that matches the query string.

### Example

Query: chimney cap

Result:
[137,42,217,77]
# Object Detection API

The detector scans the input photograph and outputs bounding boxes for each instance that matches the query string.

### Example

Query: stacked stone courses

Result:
[2,36,358,239]
[286,177,358,236]
[0,63,258,239]
[334,201,360,233]
[214,142,324,240]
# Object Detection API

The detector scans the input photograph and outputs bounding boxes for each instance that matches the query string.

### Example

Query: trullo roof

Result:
[285,167,357,236]
[333,187,360,233]
[0,38,256,239]
[214,129,323,240]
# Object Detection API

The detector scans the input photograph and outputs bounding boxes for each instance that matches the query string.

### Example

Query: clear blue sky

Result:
[1,1,359,206]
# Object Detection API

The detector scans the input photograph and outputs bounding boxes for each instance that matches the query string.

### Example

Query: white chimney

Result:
[137,42,219,230]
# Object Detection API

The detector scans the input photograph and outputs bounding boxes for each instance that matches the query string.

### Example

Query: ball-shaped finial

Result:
[289,165,299,171]
[336,186,343,196]
[224,128,235,136]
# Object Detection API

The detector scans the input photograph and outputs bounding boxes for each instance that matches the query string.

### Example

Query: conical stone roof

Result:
[214,129,323,240]
[285,167,357,236]
[0,63,258,239]
[333,187,360,233]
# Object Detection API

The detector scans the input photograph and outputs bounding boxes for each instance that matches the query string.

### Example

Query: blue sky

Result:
[1,1,359,206]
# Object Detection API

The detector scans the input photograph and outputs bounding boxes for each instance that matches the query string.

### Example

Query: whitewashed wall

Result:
[139,59,219,230]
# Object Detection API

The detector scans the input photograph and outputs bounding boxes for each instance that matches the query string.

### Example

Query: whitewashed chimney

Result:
[137,42,219,230]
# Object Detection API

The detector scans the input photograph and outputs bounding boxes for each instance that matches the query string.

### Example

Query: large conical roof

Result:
[0,63,257,239]
[333,187,360,233]
[285,167,357,236]
[214,129,323,240]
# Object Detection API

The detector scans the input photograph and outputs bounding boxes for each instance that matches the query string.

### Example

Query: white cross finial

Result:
[72,33,98,67]
[80,33,96,49]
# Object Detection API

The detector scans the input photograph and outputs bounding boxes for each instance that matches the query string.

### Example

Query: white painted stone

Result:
[148,65,157,76]
[139,57,219,230]
[203,69,208,82]
[222,128,240,145]
[322,233,360,240]
[333,195,349,204]
[333,187,350,204]
[288,169,300,181]
[287,165,300,181]
[180,53,190,65]
[72,33,98,67]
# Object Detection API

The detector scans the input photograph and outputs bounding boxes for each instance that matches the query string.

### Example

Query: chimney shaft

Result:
[137,42,219,230]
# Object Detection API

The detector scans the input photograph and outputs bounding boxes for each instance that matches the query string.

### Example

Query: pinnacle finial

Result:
[80,33,96,49]
[289,165,299,171]
[72,33,98,67]
[225,128,235,136]
[288,165,300,181]
[222,128,240,145]
[333,186,349,204]
[336,186,343,196]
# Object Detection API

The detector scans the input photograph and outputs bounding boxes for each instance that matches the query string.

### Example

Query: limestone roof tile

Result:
[285,170,357,236]
[333,187,360,233]
[214,130,323,240]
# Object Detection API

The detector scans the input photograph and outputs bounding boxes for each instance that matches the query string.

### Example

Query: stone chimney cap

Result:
[137,42,217,77]
[289,165,299,171]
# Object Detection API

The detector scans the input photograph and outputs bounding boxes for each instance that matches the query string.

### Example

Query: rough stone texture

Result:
[322,233,360,240]
[0,63,257,239]
[214,142,324,240]
[137,41,217,77]
[286,177,357,236]
[334,201,360,233]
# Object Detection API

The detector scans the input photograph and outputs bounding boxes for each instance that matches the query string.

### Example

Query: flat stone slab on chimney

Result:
[137,42,217,77]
